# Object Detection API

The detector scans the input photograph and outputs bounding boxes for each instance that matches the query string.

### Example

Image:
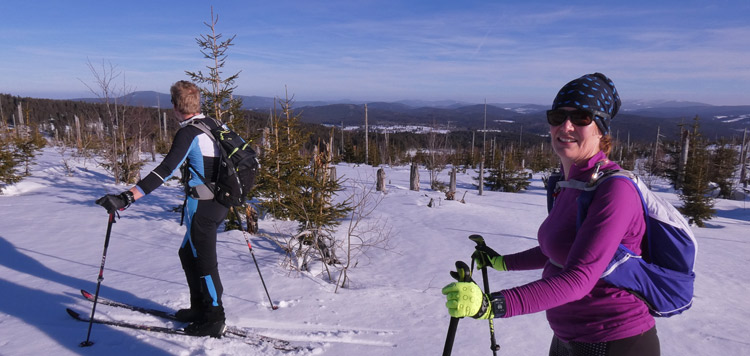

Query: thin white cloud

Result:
[2,2,749,105]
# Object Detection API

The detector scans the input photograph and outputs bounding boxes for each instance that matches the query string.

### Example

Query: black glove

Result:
[96,190,135,214]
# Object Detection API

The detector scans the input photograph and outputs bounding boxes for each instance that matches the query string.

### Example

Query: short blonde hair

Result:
[170,81,201,114]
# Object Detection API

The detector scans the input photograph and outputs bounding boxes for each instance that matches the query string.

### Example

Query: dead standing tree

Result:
[425,123,449,191]
[410,162,419,191]
[334,177,392,292]
[740,128,748,188]
[376,168,386,192]
[80,59,124,184]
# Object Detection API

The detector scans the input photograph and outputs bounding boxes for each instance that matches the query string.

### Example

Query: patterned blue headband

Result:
[551,73,621,135]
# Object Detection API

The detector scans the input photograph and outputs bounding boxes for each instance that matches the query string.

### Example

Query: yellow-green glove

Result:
[472,244,507,271]
[441,282,492,319]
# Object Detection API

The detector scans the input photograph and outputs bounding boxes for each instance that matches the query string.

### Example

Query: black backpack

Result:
[189,118,259,207]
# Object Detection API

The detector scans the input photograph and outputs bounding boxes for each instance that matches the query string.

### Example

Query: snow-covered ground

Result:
[1,146,748,355]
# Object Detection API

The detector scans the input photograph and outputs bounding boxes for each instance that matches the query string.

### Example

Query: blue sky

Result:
[2,0,749,105]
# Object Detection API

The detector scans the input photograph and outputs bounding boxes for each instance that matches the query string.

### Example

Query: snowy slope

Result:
[0,147,748,355]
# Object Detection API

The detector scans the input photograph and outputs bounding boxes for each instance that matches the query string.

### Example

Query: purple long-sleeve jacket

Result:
[499,152,655,342]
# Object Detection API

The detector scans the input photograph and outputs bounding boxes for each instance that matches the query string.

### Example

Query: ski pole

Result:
[469,234,500,355]
[234,207,277,310]
[80,212,116,347]
[442,260,472,356]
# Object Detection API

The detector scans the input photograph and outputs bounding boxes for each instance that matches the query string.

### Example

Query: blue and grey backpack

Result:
[546,166,697,317]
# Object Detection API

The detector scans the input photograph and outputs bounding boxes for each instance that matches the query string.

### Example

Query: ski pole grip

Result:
[469,234,486,247]
[451,261,472,283]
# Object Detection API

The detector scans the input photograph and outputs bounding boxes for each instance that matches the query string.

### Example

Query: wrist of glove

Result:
[472,245,507,271]
[441,282,493,319]
[96,190,135,214]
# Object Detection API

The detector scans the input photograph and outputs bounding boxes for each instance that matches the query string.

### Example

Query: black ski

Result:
[67,307,187,335]
[76,290,300,351]
[66,308,300,351]
[80,289,178,321]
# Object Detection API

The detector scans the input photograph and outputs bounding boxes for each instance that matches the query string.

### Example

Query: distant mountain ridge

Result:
[72,91,750,142]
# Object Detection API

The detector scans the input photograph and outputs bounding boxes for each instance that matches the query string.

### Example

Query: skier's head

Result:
[550,72,620,136]
[170,80,201,116]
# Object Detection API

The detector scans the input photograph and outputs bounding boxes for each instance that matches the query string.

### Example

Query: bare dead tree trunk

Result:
[16,103,25,138]
[376,168,386,192]
[740,128,748,188]
[17,103,24,126]
[483,99,487,161]
[162,112,168,141]
[410,163,419,191]
[329,131,334,163]
[74,115,82,150]
[677,129,690,189]
[446,166,457,200]
[471,130,475,166]
[0,98,5,138]
[81,59,122,184]
[478,159,485,196]
[385,130,390,166]
[340,121,344,157]
[450,167,457,194]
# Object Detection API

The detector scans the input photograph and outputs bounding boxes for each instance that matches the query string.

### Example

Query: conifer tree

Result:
[485,147,530,192]
[298,142,352,268]
[710,139,738,199]
[185,7,243,128]
[679,116,715,227]
[12,127,47,177]
[0,122,46,193]
[527,142,558,173]
[257,94,352,271]
[662,139,682,188]
[185,7,249,229]
[0,136,22,192]
[255,94,312,221]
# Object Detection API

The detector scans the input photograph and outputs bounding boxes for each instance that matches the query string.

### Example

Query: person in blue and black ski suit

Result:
[96,80,228,338]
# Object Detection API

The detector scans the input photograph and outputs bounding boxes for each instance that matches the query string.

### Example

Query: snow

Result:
[1,147,749,355]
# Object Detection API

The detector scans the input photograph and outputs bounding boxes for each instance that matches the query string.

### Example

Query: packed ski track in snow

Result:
[0,146,749,355]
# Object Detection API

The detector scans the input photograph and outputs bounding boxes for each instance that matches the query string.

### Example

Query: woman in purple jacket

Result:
[443,73,659,356]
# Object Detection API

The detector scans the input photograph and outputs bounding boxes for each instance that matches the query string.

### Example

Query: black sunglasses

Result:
[546,109,609,127]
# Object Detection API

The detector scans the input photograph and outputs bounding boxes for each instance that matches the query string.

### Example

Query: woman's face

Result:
[549,107,602,167]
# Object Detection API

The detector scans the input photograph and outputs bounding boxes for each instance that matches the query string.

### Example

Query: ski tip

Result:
[66,308,81,318]
[80,289,93,299]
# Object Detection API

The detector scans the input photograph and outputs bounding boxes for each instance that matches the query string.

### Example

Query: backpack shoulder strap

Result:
[545,171,564,213]
[188,118,219,141]
[186,117,226,185]
[558,169,642,229]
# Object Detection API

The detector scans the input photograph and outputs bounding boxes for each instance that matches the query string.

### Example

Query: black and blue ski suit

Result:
[135,114,228,321]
